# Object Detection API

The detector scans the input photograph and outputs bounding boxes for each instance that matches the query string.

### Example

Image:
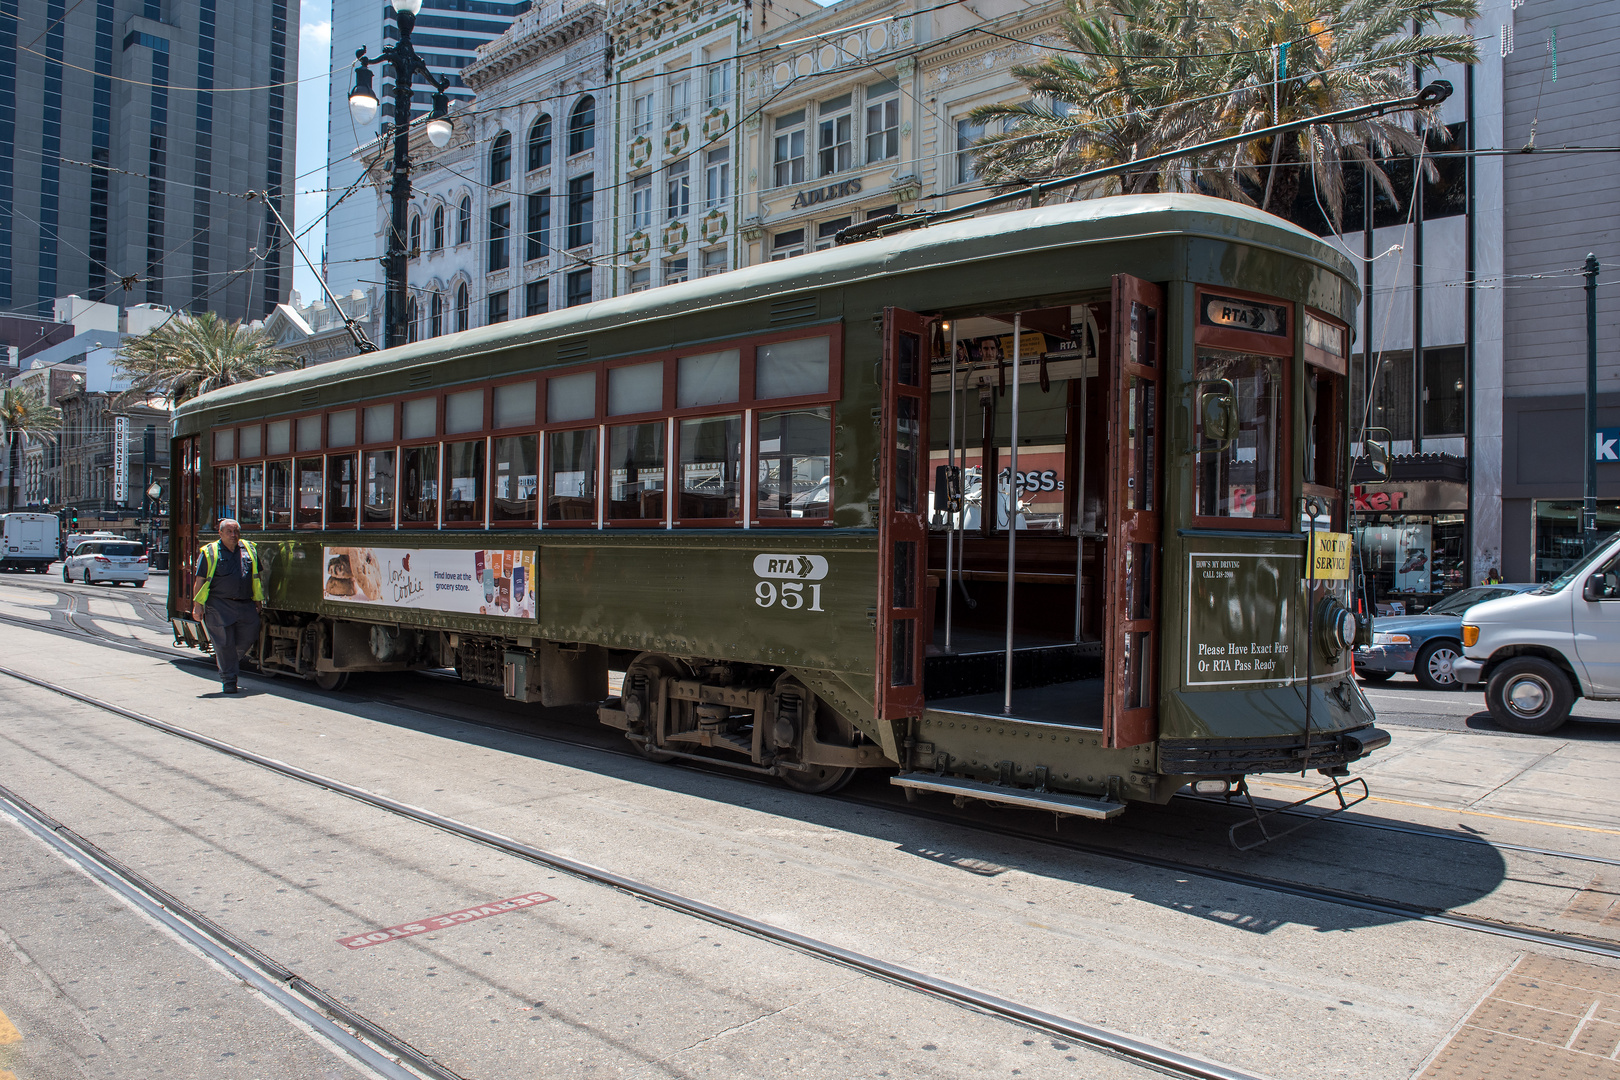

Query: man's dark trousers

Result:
[202,597,260,685]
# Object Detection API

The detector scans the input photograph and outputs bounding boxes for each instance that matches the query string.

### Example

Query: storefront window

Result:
[1352,478,1471,611]
[1534,501,1620,583]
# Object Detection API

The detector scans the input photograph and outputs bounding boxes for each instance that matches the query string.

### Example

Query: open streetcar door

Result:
[875,308,933,721]
[1103,275,1165,748]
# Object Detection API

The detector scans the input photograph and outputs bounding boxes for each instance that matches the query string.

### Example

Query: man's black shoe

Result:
[223,681,239,694]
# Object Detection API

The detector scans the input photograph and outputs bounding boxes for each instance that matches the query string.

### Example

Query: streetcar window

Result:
[1194,350,1283,520]
[364,450,396,525]
[214,430,234,461]
[677,415,741,521]
[445,390,483,435]
[328,410,357,447]
[402,397,437,441]
[326,454,359,528]
[297,416,322,453]
[444,441,485,525]
[266,461,292,527]
[755,337,829,400]
[267,420,291,456]
[608,361,664,416]
[757,408,831,520]
[677,350,739,408]
[494,382,537,428]
[296,458,322,527]
[214,466,237,523]
[237,425,261,458]
[240,463,265,529]
[492,435,538,523]
[546,428,597,521]
[364,404,394,445]
[400,446,439,523]
[608,422,665,521]
[547,371,596,424]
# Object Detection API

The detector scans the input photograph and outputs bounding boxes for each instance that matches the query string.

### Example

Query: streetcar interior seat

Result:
[921,299,1112,727]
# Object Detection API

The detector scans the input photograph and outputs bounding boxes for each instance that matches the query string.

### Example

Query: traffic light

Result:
[69,509,79,528]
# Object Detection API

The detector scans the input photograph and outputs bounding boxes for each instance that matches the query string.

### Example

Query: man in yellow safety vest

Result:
[190,518,264,694]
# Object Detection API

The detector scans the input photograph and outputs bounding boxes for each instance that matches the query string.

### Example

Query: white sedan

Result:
[64,539,150,587]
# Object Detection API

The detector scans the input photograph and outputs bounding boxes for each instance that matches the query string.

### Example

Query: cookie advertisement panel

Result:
[322,547,538,620]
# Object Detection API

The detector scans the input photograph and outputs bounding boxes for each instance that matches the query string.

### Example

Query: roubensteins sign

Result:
[113,415,128,505]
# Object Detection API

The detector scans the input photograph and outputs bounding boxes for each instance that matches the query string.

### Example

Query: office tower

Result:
[0,0,298,319]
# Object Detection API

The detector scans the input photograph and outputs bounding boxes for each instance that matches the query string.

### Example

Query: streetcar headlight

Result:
[1462,624,1480,648]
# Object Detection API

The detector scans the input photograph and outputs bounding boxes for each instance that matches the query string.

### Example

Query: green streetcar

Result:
[169,193,1387,820]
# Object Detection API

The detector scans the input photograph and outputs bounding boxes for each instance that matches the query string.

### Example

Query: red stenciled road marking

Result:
[338,891,556,950]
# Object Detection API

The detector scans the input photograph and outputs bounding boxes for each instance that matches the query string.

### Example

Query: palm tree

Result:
[1204,0,1479,229]
[969,0,1478,228]
[114,311,294,408]
[969,0,1234,200]
[0,389,63,511]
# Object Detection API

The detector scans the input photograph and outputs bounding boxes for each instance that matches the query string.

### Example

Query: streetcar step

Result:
[891,773,1126,819]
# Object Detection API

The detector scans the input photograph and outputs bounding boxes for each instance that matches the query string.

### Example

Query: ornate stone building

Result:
[605,0,817,293]
[386,0,614,336]
[736,0,1066,266]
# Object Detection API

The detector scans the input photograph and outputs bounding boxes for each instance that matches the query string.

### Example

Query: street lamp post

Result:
[1585,253,1602,550]
[349,0,455,350]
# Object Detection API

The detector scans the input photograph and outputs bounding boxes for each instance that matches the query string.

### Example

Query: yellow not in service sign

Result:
[1311,532,1352,579]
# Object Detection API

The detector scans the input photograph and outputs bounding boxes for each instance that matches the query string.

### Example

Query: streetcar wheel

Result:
[1355,670,1393,684]
[1485,657,1573,735]
[1414,641,1462,691]
[780,765,855,794]
[313,669,349,692]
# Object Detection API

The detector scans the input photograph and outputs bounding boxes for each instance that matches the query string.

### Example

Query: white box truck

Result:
[0,513,61,573]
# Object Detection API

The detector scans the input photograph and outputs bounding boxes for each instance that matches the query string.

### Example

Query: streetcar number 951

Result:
[755,582,826,611]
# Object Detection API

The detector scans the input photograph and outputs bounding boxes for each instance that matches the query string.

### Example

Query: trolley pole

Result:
[1584,254,1601,550]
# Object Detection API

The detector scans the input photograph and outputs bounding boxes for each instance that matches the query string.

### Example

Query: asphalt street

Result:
[1360,672,1620,735]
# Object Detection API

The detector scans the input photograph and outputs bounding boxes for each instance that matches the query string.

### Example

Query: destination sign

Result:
[1200,294,1288,337]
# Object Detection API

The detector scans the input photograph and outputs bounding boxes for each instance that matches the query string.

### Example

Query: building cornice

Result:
[464,0,608,91]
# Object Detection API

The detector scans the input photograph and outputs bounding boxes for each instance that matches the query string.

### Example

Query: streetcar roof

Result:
[181,193,1355,418]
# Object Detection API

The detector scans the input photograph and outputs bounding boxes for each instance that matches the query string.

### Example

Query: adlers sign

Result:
[790,177,862,209]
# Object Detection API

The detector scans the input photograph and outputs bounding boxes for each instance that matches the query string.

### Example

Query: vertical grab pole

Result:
[1303,496,1319,772]
[946,323,958,652]
[1004,314,1022,715]
[1073,354,1089,642]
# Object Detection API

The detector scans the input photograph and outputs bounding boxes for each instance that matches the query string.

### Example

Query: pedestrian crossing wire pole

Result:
[1585,254,1600,550]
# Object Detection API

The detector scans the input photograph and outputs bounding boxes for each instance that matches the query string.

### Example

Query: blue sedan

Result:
[1354,584,1539,690]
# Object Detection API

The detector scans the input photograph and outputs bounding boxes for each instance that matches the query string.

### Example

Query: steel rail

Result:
[6,594,1620,947]
[0,662,1272,1080]
[0,781,463,1080]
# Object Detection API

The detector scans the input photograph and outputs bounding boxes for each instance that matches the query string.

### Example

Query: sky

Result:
[294,0,334,304]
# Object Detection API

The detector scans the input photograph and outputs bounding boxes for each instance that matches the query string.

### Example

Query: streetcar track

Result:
[0,781,465,1080]
[2,590,1618,956]
[0,661,1272,1080]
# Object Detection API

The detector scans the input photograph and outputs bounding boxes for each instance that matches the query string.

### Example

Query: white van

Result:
[0,513,62,573]
[1455,532,1620,733]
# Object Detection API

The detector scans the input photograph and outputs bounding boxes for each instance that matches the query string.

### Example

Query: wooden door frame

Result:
[875,308,934,721]
[1103,275,1165,748]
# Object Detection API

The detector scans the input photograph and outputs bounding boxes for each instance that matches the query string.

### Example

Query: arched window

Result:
[457,196,471,245]
[406,296,419,343]
[431,205,445,250]
[568,96,594,156]
[490,131,512,184]
[409,213,421,254]
[430,290,443,337]
[455,283,469,332]
[528,115,552,171]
